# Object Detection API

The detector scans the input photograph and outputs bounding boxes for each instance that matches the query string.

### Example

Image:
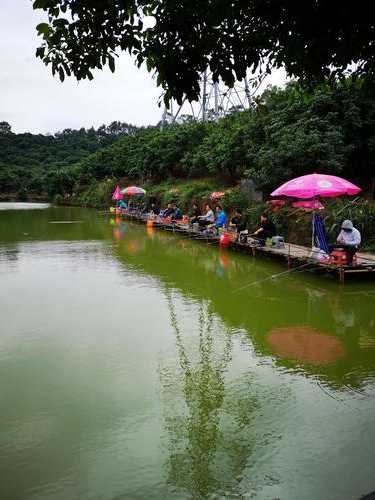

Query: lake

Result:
[0,203,374,500]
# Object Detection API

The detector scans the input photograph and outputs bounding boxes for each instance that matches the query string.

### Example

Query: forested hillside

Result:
[0,121,138,199]
[66,79,375,200]
[1,79,375,203]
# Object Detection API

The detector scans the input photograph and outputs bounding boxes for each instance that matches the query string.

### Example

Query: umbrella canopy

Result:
[112,185,124,201]
[267,326,345,366]
[121,186,146,196]
[210,191,225,200]
[271,173,361,199]
[292,199,325,210]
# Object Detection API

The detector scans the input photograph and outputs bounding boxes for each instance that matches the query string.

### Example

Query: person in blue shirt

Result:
[171,203,183,221]
[214,205,227,229]
[118,199,127,210]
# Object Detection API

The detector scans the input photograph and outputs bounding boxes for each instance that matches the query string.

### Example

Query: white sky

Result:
[0,0,286,134]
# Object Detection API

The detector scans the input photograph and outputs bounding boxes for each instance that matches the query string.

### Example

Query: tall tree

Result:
[33,0,375,104]
[0,122,12,135]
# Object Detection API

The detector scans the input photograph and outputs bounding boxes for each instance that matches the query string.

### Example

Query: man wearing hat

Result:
[329,220,361,265]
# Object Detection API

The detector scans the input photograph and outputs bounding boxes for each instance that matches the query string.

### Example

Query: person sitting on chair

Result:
[251,213,276,245]
[230,208,247,240]
[214,205,228,231]
[171,203,183,221]
[189,203,201,225]
[198,204,215,229]
[118,199,127,210]
[329,219,361,265]
[160,203,174,218]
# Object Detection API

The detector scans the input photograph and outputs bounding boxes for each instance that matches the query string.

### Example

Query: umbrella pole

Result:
[312,210,315,249]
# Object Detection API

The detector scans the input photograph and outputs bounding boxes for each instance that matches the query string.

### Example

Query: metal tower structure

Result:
[161,70,265,126]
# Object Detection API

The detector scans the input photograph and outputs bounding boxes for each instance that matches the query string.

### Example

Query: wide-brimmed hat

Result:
[341,219,354,230]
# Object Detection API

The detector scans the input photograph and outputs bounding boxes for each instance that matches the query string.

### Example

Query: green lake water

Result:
[0,203,374,500]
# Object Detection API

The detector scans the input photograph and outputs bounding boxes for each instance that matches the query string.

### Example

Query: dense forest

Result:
[1,79,375,203]
[0,121,139,199]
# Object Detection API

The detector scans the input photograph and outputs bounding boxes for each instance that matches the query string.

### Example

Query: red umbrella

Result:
[121,186,146,196]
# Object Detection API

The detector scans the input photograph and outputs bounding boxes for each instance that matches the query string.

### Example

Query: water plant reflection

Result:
[159,290,285,498]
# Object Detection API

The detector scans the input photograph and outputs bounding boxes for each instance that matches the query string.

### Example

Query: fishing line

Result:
[232,261,316,293]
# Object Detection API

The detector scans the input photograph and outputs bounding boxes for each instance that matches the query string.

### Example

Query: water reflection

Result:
[114,224,375,393]
[1,208,375,499]
[159,290,285,498]
[267,326,346,366]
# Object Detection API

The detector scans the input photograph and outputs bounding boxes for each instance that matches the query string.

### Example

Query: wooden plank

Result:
[118,212,375,281]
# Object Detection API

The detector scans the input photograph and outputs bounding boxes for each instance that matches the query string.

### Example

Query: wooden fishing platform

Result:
[112,211,375,283]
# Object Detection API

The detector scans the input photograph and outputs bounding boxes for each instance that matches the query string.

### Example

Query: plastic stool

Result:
[330,249,357,266]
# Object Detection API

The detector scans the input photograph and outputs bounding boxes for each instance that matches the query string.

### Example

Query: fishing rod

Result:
[232,261,317,293]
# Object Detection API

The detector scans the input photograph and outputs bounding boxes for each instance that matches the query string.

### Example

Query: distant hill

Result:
[0,121,139,199]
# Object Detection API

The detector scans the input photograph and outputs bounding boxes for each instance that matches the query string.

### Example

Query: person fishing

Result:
[171,203,183,221]
[160,203,174,218]
[329,219,361,265]
[198,203,215,229]
[230,208,247,241]
[251,213,276,245]
[189,203,201,226]
[214,205,228,230]
[118,199,127,210]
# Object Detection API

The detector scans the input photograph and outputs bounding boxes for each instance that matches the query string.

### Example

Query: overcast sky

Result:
[0,0,286,135]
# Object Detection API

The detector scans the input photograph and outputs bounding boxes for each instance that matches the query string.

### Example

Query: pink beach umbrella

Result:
[292,199,325,210]
[271,173,361,250]
[271,173,361,199]
[120,186,146,196]
[112,185,124,201]
[210,191,225,200]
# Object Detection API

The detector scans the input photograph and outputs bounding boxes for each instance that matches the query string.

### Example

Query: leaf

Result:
[36,23,50,35]
[62,62,71,77]
[53,18,69,28]
[35,47,45,59]
[33,0,49,9]
[108,55,115,73]
[59,67,65,82]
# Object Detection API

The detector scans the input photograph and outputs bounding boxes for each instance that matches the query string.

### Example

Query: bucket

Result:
[220,233,231,247]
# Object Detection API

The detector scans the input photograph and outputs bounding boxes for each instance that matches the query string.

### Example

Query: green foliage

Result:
[53,193,64,205]
[66,79,375,197]
[245,83,355,191]
[145,179,219,210]
[2,78,375,213]
[323,198,375,250]
[33,1,375,105]
[0,121,12,135]
[221,187,249,212]
[74,178,117,209]
[0,121,139,198]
